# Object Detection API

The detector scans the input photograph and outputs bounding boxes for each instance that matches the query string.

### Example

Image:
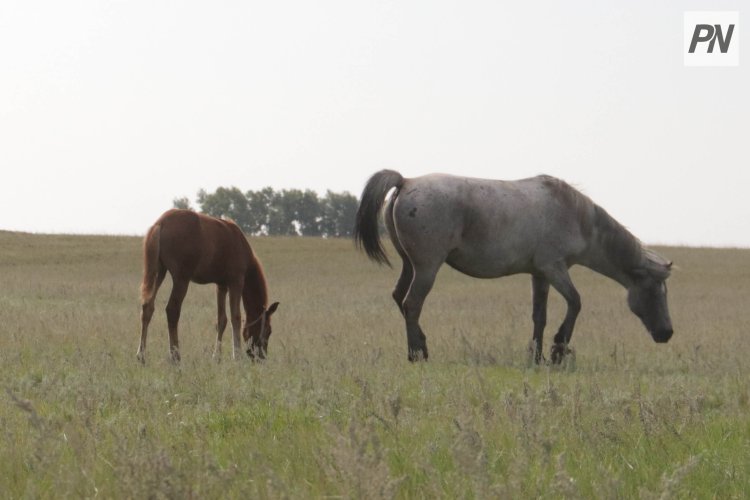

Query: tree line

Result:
[173,187,359,237]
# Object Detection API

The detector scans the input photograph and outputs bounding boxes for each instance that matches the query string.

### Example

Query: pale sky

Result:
[1,1,748,246]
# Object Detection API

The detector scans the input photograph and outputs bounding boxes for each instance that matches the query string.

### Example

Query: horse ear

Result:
[667,261,673,270]
[267,302,280,315]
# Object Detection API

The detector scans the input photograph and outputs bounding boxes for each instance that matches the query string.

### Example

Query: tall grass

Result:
[0,231,748,498]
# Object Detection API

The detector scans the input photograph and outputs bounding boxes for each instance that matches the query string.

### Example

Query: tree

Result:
[294,190,323,236]
[245,187,273,235]
[172,197,193,210]
[192,185,359,237]
[266,189,296,236]
[197,187,254,233]
[321,190,358,237]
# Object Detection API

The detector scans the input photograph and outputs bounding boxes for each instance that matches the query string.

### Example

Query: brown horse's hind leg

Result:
[228,283,243,360]
[214,285,228,360]
[137,267,167,364]
[166,277,190,363]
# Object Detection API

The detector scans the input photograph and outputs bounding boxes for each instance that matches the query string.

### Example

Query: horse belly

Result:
[446,245,533,279]
[190,275,214,285]
[191,262,235,287]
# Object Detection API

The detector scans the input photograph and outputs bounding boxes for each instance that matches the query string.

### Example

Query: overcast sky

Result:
[1,1,748,246]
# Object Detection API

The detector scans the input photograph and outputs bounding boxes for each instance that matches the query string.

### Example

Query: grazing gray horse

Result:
[355,170,673,363]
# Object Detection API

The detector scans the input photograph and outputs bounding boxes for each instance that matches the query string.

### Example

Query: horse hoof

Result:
[408,348,428,362]
[550,344,573,365]
[527,341,545,365]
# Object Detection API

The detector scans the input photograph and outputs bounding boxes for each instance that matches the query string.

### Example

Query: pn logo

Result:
[684,11,739,66]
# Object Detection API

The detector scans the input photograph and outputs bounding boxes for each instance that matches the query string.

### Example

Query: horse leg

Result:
[386,196,415,318]
[402,261,442,362]
[137,267,166,364]
[228,284,243,360]
[392,257,414,316]
[530,275,550,364]
[165,277,190,363]
[214,285,228,360]
[542,264,581,364]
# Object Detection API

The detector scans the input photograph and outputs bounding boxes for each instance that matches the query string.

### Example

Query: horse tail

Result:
[354,169,404,266]
[140,223,162,304]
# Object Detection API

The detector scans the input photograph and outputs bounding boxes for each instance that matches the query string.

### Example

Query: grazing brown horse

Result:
[137,209,279,363]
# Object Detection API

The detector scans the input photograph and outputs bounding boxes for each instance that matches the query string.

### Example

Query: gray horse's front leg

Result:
[530,275,550,364]
[541,263,581,364]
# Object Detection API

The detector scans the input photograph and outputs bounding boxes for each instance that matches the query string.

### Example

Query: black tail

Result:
[354,169,404,266]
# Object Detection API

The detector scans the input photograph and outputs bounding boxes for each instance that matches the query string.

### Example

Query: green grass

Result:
[0,231,748,498]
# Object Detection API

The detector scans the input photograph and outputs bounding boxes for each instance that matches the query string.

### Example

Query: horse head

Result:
[243,302,280,359]
[627,251,673,343]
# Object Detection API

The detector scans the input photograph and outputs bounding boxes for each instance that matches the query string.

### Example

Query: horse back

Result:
[156,209,253,285]
[390,174,592,277]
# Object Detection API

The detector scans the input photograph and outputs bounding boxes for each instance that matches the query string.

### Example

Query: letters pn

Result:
[688,24,735,53]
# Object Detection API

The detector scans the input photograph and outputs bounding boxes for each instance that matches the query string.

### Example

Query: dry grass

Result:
[0,231,748,498]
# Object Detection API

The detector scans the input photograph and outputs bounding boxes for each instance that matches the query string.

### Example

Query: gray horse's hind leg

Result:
[530,275,550,364]
[385,198,413,316]
[392,258,413,316]
[541,262,581,364]
[402,261,442,361]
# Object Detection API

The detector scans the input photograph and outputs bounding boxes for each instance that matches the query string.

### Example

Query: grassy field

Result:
[0,230,748,498]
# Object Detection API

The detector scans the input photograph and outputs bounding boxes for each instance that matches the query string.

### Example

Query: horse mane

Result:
[245,252,269,309]
[541,176,645,272]
[591,204,644,272]
[208,214,270,310]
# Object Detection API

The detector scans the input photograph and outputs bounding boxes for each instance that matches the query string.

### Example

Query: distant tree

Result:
[172,197,193,210]
[245,187,273,235]
[197,187,254,233]
[192,185,359,237]
[263,189,293,236]
[321,190,358,237]
[295,190,323,236]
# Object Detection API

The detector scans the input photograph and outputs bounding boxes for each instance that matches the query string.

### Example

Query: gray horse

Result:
[354,170,673,363]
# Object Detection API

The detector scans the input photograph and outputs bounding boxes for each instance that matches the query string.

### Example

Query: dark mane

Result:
[591,204,644,271]
[541,176,644,271]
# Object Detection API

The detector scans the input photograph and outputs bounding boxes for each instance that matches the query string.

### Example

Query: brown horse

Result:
[137,209,279,363]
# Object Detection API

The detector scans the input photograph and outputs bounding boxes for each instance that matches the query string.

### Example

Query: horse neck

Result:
[242,256,269,317]
[579,205,642,289]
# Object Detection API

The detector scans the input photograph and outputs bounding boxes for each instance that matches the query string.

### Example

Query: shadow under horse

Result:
[355,170,673,363]
[138,209,279,363]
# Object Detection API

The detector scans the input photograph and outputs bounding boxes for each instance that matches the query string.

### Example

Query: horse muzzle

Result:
[652,328,673,343]
[246,345,267,360]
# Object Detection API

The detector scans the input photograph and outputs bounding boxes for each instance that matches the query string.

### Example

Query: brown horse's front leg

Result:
[214,285,228,361]
[228,284,243,360]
